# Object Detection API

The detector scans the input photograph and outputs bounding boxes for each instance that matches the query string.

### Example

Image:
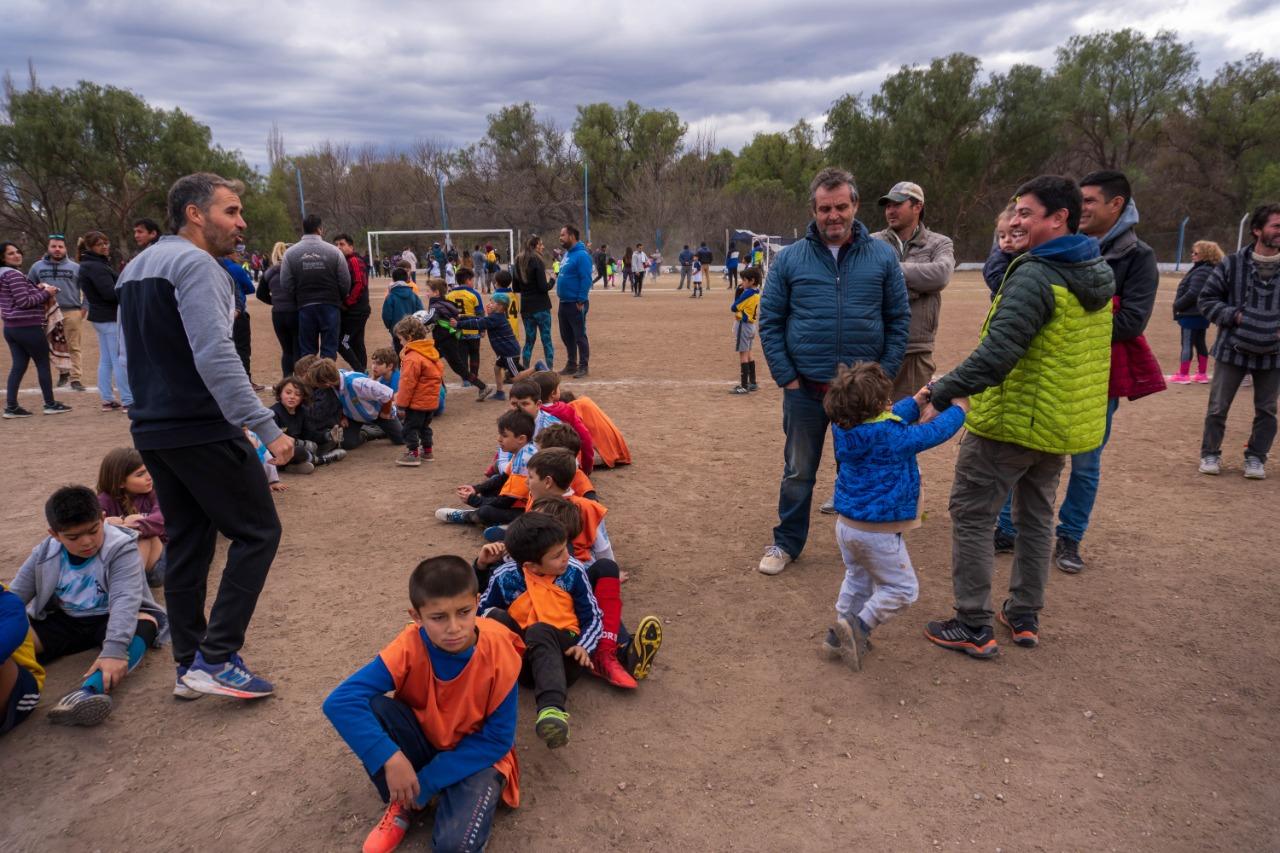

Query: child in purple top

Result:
[96,447,167,588]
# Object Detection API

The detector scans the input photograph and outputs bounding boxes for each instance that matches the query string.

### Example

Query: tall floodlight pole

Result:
[439,175,450,234]
[295,163,307,219]
[584,162,591,244]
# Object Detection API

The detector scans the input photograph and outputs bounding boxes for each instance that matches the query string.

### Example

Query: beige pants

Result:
[892,351,935,401]
[60,309,84,381]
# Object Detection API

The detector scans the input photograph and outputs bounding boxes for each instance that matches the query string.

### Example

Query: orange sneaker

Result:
[363,802,411,853]
[592,649,638,689]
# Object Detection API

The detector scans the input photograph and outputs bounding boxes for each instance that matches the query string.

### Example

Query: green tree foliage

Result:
[729,120,824,202]
[572,101,684,217]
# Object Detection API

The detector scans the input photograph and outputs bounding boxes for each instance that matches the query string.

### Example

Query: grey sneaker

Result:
[833,617,870,671]
[1243,457,1266,480]
[48,688,113,726]
[757,545,792,575]
[820,628,841,661]
[1199,454,1222,475]
[819,496,837,515]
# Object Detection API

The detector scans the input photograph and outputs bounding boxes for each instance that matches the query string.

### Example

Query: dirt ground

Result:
[1,269,1276,853]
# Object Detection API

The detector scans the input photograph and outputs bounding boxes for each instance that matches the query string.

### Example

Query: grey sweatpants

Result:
[948,433,1065,628]
[834,522,918,630]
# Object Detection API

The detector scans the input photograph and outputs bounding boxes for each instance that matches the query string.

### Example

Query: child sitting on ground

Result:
[96,447,168,588]
[526,448,613,565]
[9,486,168,725]
[268,376,319,474]
[306,358,405,451]
[323,555,524,853]
[541,369,631,469]
[729,267,762,394]
[533,423,599,500]
[479,513,600,749]
[392,317,444,467]
[455,292,537,401]
[437,409,537,529]
[295,355,344,462]
[511,377,594,474]
[1,582,44,736]
[820,363,968,671]
[381,268,423,352]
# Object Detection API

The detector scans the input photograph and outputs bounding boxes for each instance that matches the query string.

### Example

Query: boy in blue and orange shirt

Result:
[324,555,524,853]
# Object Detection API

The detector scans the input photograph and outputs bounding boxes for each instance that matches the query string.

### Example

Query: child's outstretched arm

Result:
[896,401,968,457]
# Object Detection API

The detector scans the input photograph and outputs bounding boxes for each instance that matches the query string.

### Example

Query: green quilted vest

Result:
[967,278,1112,455]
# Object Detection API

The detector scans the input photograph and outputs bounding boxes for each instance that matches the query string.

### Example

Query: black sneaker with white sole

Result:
[3,406,34,419]
[997,600,1039,647]
[993,527,1016,554]
[43,401,72,415]
[1054,536,1085,574]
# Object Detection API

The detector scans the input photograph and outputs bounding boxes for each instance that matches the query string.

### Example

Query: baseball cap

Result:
[878,181,925,206]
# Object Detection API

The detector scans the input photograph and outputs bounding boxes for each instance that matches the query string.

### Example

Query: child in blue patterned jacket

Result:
[821,362,968,671]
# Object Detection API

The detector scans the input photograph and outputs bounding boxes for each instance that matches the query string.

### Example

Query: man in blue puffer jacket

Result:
[555,224,594,377]
[757,167,911,576]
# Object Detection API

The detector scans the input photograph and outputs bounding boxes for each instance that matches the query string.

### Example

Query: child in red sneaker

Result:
[323,556,523,853]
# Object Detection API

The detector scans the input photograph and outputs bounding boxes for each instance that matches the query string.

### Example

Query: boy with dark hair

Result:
[421,278,490,399]
[381,268,423,352]
[323,555,524,853]
[447,268,485,383]
[511,375,595,474]
[436,410,537,528]
[455,293,532,401]
[306,357,405,452]
[479,513,600,748]
[534,422,598,500]
[9,486,168,724]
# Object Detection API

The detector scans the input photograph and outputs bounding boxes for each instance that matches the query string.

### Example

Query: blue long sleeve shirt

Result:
[456,313,521,358]
[322,628,518,806]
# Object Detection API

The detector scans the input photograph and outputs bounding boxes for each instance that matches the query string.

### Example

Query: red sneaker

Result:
[421,448,434,462]
[592,650,637,689]
[363,802,411,853]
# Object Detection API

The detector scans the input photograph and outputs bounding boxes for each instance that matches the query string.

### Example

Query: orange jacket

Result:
[395,339,444,411]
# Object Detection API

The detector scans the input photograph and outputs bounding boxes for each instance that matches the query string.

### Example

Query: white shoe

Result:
[819,496,837,515]
[1199,454,1221,475]
[1243,457,1266,480]
[757,545,792,575]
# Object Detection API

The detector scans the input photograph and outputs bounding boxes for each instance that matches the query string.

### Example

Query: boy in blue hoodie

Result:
[381,268,423,353]
[820,363,967,671]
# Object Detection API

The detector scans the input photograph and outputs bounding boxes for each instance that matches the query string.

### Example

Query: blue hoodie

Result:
[556,241,594,302]
[1029,233,1101,264]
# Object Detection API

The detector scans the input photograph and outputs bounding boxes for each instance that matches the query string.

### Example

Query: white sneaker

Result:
[757,545,792,576]
[1243,457,1266,480]
[819,496,837,515]
[1199,454,1222,475]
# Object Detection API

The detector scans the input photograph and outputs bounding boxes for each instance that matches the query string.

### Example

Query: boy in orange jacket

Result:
[393,316,444,467]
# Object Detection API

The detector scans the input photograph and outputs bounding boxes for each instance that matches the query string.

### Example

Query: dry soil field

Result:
[1,270,1276,852]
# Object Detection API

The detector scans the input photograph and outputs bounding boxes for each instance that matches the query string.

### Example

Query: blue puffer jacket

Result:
[555,241,594,302]
[760,220,910,386]
[832,397,966,523]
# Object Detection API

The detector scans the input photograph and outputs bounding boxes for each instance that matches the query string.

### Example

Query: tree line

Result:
[2,29,1277,265]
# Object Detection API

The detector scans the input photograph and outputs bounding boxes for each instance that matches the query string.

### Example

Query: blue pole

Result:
[295,165,306,219]
[439,178,449,232]
[1175,216,1190,271]
[583,162,590,244]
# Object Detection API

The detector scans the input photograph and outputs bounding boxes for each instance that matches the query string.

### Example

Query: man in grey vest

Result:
[282,214,350,360]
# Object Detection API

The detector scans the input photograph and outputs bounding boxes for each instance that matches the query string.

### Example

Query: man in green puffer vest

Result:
[920,175,1115,659]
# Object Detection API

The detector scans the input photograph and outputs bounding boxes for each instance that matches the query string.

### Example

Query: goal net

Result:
[366,229,515,280]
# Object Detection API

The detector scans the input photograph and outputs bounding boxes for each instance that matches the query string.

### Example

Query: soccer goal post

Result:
[366,229,515,277]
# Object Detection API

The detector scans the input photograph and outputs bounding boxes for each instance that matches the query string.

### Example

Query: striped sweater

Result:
[0,267,48,327]
[1198,246,1280,370]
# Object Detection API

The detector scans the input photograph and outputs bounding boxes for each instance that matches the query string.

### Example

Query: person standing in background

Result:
[631,243,648,298]
[77,231,133,412]
[27,235,85,391]
[335,234,370,374]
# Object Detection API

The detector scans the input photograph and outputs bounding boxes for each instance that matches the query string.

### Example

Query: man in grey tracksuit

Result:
[27,237,84,389]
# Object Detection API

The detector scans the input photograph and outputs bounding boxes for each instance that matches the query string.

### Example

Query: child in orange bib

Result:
[324,556,523,853]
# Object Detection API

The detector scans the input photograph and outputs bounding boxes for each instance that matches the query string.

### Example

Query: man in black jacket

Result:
[995,170,1159,575]
[281,215,350,360]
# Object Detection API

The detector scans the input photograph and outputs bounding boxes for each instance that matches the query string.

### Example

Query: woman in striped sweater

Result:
[2,242,71,418]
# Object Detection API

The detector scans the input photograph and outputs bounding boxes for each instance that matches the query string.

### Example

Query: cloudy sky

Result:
[4,0,1276,169]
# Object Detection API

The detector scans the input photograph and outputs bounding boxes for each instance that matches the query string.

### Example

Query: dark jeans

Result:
[475,503,523,526]
[341,416,405,450]
[632,271,645,296]
[678,265,692,289]
[486,610,582,711]
[402,408,434,451]
[772,384,831,559]
[557,301,589,369]
[1201,360,1280,463]
[298,304,340,359]
[366,695,504,853]
[1179,327,1208,363]
[140,437,282,665]
[338,311,369,373]
[272,310,300,378]
[232,310,252,377]
[4,324,53,408]
[949,432,1065,629]
[727,267,739,289]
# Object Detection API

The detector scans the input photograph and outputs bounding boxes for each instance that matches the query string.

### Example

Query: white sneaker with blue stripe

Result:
[181,652,274,699]
[173,665,203,700]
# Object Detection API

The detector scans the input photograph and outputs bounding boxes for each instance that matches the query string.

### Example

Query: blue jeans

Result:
[367,695,503,852]
[522,309,554,366]
[773,384,831,558]
[92,321,133,405]
[997,397,1118,542]
[298,304,340,359]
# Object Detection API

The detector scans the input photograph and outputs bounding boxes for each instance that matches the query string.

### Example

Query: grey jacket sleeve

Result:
[280,252,295,302]
[902,237,955,296]
[337,249,352,298]
[8,546,40,606]
[174,252,283,443]
[101,532,145,660]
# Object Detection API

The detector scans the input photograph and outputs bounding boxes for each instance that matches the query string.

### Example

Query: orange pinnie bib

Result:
[507,569,579,634]
[568,396,631,467]
[378,618,525,807]
[566,494,607,562]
